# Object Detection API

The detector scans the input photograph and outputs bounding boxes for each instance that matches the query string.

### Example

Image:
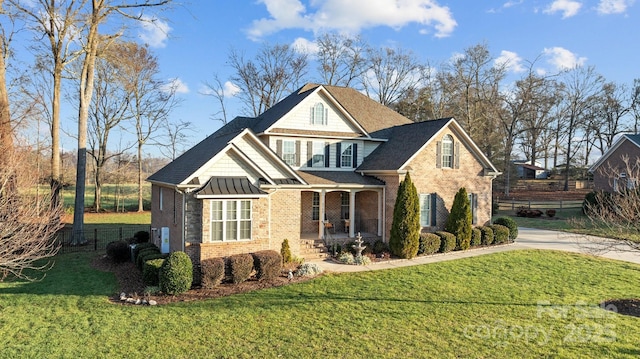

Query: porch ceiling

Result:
[297,170,385,186]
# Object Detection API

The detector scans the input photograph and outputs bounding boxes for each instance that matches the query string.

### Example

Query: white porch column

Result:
[349,190,356,238]
[377,190,383,237]
[318,190,326,239]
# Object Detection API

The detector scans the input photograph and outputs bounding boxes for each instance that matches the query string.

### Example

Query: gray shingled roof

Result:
[147,129,241,185]
[297,171,385,186]
[357,118,452,171]
[195,177,267,196]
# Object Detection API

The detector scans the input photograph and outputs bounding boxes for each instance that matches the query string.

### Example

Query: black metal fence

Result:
[55,225,151,254]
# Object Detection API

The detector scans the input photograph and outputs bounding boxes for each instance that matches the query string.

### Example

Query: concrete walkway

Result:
[308,227,640,273]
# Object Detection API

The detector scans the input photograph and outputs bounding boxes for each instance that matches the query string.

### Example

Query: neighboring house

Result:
[590,134,640,193]
[147,84,500,264]
[514,160,548,179]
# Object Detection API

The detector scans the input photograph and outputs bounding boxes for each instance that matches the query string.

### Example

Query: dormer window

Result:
[311,103,328,125]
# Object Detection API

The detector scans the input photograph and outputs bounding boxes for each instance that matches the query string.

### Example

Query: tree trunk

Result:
[0,33,13,168]
[72,4,100,244]
[137,142,143,212]
[50,63,63,208]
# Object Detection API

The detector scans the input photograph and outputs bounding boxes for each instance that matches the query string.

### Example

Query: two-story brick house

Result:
[147,84,500,263]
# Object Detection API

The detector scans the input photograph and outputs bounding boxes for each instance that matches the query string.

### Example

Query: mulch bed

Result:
[601,298,640,318]
[91,255,313,305]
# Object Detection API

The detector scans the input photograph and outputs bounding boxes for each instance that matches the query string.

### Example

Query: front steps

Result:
[299,238,330,260]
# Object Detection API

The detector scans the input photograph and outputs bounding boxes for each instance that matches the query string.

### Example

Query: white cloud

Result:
[543,47,587,70]
[544,0,582,18]
[597,0,634,14]
[503,0,524,8]
[247,0,457,40]
[223,81,241,97]
[139,16,171,48]
[292,37,319,55]
[164,78,189,94]
[495,50,525,73]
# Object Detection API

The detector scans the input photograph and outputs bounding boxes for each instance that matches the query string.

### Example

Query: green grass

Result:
[30,183,151,212]
[1,250,640,358]
[494,208,640,242]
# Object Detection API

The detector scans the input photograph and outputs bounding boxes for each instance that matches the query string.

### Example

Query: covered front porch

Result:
[299,188,384,241]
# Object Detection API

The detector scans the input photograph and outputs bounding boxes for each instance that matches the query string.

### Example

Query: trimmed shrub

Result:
[389,173,421,259]
[418,233,441,255]
[582,190,599,214]
[479,226,494,245]
[106,240,130,263]
[489,224,510,244]
[227,253,254,284]
[493,217,518,240]
[436,231,456,253]
[133,230,150,244]
[338,252,355,265]
[159,251,193,295]
[252,250,283,281]
[372,240,389,254]
[142,258,164,286]
[471,228,482,247]
[546,209,557,218]
[445,187,473,251]
[354,254,372,265]
[133,242,158,262]
[280,239,292,264]
[137,247,161,270]
[296,263,323,277]
[200,257,225,289]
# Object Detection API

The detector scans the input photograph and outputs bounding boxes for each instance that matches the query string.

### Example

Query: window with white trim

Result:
[282,140,296,166]
[311,103,327,125]
[442,134,453,168]
[312,142,325,168]
[419,194,432,227]
[210,200,252,241]
[341,143,353,168]
[312,192,320,220]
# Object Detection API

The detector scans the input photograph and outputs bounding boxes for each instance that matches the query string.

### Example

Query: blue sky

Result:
[28,0,640,156]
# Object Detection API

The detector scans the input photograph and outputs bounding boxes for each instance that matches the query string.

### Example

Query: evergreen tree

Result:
[445,187,472,250]
[389,173,421,259]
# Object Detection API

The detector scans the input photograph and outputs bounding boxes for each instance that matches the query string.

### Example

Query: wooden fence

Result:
[496,199,583,211]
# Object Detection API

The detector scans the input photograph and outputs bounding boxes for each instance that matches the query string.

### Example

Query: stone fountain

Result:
[352,232,366,257]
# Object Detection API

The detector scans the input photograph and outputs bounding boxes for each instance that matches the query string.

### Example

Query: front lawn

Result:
[1,250,639,358]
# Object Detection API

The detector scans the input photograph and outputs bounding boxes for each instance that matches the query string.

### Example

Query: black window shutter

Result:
[436,141,442,168]
[352,143,358,168]
[454,142,460,169]
[324,142,330,167]
[307,141,313,167]
[295,141,301,166]
[276,139,283,157]
[336,142,341,168]
[430,193,437,226]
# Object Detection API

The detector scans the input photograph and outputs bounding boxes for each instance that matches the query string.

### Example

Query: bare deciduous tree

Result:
[316,33,368,88]
[363,46,426,106]
[201,73,231,125]
[158,118,191,160]
[0,148,63,281]
[229,43,308,117]
[11,0,85,207]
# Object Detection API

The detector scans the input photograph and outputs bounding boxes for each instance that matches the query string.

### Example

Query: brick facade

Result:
[150,184,185,253]
[592,140,640,192]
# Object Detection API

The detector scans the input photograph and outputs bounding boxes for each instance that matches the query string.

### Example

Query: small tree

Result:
[445,187,472,250]
[389,173,420,259]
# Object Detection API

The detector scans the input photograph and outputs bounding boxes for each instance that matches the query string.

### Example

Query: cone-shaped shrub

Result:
[445,187,472,250]
[280,239,292,264]
[389,173,420,259]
